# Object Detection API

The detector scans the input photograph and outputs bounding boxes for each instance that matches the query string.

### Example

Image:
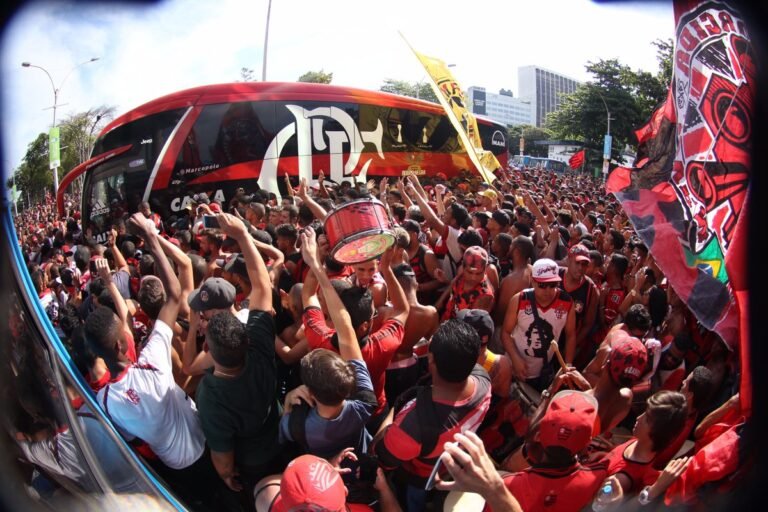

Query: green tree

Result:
[507,124,554,157]
[7,107,116,202]
[546,55,673,165]
[379,78,438,103]
[653,38,674,89]
[545,41,672,168]
[60,106,116,174]
[298,69,333,84]
[11,133,51,202]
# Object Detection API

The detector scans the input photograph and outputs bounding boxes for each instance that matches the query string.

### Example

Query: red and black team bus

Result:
[56,82,508,242]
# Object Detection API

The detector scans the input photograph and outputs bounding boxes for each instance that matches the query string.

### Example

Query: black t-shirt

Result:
[195,310,281,467]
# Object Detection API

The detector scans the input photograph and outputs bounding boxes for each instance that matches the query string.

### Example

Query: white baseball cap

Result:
[532,258,561,283]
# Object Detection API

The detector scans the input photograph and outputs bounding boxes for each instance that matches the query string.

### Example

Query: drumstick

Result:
[550,340,568,372]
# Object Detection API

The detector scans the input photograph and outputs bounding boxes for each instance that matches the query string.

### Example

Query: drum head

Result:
[443,491,486,512]
[331,231,395,264]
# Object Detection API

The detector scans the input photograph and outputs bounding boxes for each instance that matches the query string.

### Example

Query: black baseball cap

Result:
[456,309,494,343]
[217,253,249,280]
[188,277,236,311]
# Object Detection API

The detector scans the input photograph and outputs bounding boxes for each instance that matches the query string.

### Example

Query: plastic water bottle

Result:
[592,480,619,511]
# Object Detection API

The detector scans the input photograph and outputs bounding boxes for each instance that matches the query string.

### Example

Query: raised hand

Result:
[296,177,309,200]
[95,258,112,283]
[299,227,320,269]
[128,212,153,238]
[216,212,248,239]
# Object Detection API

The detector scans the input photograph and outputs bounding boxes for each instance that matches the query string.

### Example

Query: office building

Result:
[518,66,581,127]
[466,86,533,127]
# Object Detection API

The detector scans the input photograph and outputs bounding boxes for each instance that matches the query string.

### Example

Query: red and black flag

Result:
[568,149,585,170]
[606,0,754,414]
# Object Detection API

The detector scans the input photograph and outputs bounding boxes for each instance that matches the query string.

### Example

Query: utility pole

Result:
[22,57,99,195]
[596,88,614,182]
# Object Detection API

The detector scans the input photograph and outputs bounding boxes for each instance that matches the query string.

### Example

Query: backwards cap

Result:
[272,455,346,512]
[538,390,599,455]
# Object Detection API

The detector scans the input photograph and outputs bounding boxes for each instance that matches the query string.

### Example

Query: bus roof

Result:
[101,82,504,138]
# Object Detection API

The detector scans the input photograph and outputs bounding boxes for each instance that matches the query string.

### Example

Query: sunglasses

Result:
[535,282,559,289]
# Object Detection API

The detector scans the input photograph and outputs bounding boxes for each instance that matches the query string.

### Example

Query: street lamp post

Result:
[262,0,272,81]
[21,57,99,195]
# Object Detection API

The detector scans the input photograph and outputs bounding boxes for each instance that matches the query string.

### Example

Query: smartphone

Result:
[202,215,220,229]
[425,445,455,491]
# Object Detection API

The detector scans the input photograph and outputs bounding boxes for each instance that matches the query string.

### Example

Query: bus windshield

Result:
[83,108,187,241]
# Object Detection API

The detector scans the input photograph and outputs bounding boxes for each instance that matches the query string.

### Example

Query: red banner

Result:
[568,149,585,170]
[606,1,753,414]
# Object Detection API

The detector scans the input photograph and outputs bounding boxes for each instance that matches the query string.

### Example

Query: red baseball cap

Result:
[608,336,648,387]
[272,455,347,512]
[568,244,590,263]
[538,390,599,455]
[209,203,222,213]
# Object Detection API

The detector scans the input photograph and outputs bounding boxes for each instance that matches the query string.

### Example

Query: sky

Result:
[1,0,674,176]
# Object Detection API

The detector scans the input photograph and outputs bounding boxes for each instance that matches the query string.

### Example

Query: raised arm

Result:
[95,258,130,328]
[396,179,413,208]
[296,177,328,222]
[405,176,447,239]
[523,191,551,237]
[217,213,272,311]
[300,228,362,362]
[181,311,213,376]
[155,234,194,319]
[317,170,331,199]
[251,236,285,284]
[107,227,129,274]
[128,213,181,327]
[379,247,409,325]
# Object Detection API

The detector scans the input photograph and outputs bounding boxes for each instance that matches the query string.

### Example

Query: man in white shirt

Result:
[86,212,231,510]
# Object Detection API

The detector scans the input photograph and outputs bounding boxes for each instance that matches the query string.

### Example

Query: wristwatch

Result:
[541,389,551,400]
[638,486,653,506]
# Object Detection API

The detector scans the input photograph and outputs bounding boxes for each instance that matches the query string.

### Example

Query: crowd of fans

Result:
[11,167,746,511]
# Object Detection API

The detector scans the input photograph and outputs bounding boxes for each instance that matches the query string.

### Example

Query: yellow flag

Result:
[404,38,500,184]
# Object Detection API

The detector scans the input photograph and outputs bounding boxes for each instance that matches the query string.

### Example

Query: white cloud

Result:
[1,0,673,176]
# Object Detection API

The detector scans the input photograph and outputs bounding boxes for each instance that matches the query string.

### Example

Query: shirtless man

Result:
[587,336,648,435]
[583,304,653,385]
[278,283,306,348]
[383,263,439,406]
[493,235,534,325]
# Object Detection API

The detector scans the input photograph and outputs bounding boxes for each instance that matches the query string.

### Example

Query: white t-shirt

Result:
[236,307,250,324]
[97,320,205,470]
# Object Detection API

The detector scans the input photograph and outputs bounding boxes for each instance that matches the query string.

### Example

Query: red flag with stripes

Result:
[606,0,753,415]
[568,149,585,170]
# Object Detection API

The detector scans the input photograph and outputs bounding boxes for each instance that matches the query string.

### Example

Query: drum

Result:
[443,491,487,512]
[324,198,395,264]
[478,381,542,464]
